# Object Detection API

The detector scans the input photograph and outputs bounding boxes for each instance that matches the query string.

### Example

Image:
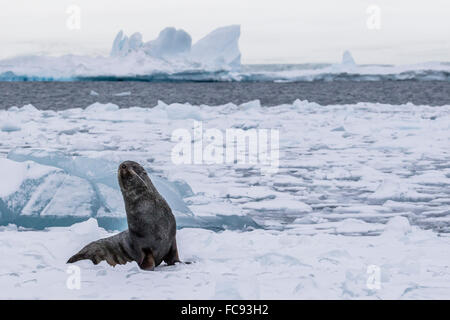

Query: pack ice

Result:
[0,100,450,299]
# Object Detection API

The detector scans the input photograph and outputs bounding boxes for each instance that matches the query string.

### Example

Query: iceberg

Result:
[2,32,450,82]
[111,28,192,59]
[110,31,144,57]
[0,25,241,81]
[143,28,192,58]
[341,50,356,66]
[191,25,241,70]
[110,25,240,69]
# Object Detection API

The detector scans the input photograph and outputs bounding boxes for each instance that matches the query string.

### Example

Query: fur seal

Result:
[67,160,180,270]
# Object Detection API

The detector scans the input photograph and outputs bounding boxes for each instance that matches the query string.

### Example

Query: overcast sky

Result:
[1,0,449,64]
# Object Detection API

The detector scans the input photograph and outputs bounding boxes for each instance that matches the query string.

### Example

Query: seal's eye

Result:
[121,164,127,169]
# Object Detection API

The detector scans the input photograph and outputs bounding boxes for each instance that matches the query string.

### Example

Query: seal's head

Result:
[118,161,150,194]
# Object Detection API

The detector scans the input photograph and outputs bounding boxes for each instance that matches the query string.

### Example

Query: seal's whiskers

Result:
[129,168,147,187]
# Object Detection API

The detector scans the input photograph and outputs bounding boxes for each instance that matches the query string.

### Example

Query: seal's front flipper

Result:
[163,239,181,266]
[67,231,134,267]
[139,248,155,271]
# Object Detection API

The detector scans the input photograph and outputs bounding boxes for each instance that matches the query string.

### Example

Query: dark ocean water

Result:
[1,80,450,110]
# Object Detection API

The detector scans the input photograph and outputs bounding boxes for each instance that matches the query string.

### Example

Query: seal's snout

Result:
[118,162,132,191]
[119,163,129,179]
[118,161,148,191]
[119,162,134,176]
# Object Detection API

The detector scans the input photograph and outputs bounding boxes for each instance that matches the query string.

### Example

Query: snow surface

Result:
[1,218,450,299]
[0,100,449,299]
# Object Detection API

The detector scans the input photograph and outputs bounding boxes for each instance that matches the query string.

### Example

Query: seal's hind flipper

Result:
[163,239,181,266]
[139,248,155,271]
[67,231,134,267]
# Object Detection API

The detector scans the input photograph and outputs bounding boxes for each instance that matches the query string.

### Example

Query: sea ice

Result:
[0,98,449,299]
[0,99,449,234]
[243,199,312,215]
[0,121,21,132]
[1,149,257,231]
[85,102,120,112]
[0,217,449,299]
[5,149,192,214]
[113,91,131,97]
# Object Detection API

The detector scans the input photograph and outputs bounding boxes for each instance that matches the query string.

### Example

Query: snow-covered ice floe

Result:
[1,217,450,299]
[0,150,257,231]
[0,100,449,299]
